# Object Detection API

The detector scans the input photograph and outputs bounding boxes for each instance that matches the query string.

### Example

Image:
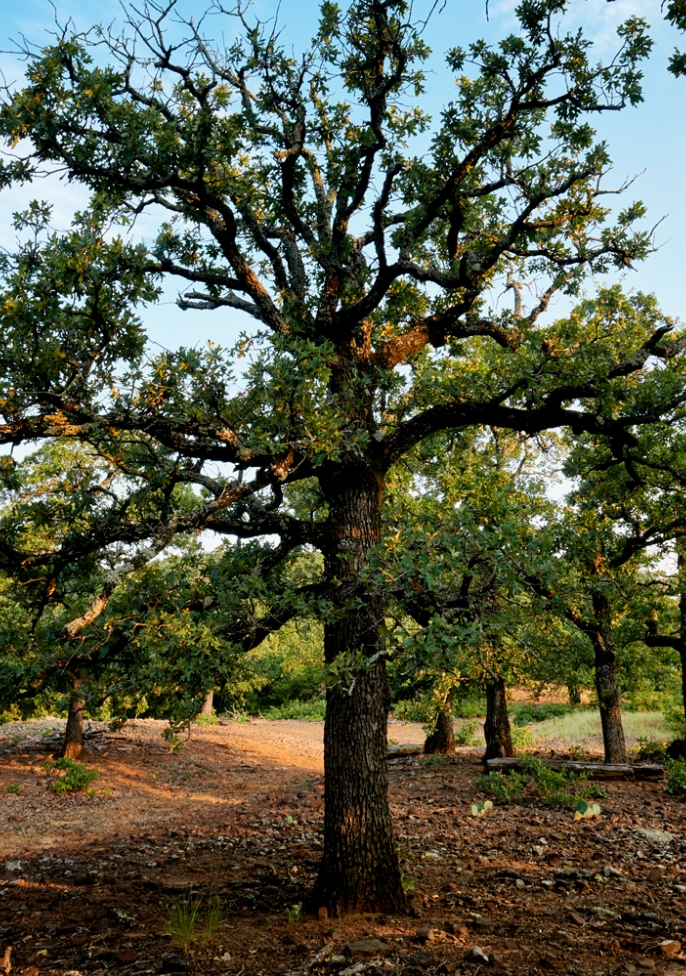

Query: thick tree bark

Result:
[424,705,455,754]
[484,676,514,760]
[200,689,214,716]
[61,687,85,759]
[679,551,686,729]
[591,591,627,764]
[310,464,405,917]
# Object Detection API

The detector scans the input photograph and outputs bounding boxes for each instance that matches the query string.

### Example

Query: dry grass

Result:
[526,709,671,751]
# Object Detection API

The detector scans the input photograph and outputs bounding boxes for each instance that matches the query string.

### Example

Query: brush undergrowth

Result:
[476,757,607,809]
[42,758,99,793]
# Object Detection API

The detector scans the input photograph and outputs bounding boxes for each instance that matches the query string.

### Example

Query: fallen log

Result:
[387,743,424,757]
[485,757,664,780]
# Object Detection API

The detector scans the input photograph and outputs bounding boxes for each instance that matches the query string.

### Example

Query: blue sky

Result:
[0,0,684,351]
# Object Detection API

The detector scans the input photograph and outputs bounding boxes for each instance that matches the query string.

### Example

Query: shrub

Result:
[261,699,325,721]
[43,758,99,793]
[510,703,575,727]
[635,738,668,762]
[454,719,480,746]
[666,758,686,796]
[511,725,537,752]
[476,757,606,809]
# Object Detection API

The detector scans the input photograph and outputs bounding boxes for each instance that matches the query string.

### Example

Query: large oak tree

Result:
[1,0,685,913]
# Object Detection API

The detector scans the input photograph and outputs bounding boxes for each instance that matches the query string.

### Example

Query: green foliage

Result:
[511,725,538,752]
[455,720,480,746]
[166,890,223,948]
[391,698,436,723]
[476,758,607,809]
[43,758,99,793]
[510,703,575,726]
[194,712,218,727]
[167,890,202,950]
[476,770,525,804]
[260,699,326,721]
[204,899,223,941]
[284,903,302,921]
[635,739,668,762]
[5,782,21,794]
[666,758,686,796]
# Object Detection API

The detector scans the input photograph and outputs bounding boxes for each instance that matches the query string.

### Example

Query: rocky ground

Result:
[0,718,685,976]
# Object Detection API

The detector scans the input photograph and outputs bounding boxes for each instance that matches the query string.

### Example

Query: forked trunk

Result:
[591,591,626,764]
[310,465,405,917]
[200,689,214,716]
[484,676,514,760]
[424,705,455,754]
[61,690,85,759]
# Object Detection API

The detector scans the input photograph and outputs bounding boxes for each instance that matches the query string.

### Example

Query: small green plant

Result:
[666,758,686,796]
[401,873,417,892]
[285,815,298,826]
[569,744,590,761]
[471,799,493,817]
[636,738,668,762]
[476,770,526,803]
[284,903,302,921]
[5,782,22,794]
[162,728,185,752]
[168,890,203,950]
[476,758,606,810]
[511,725,537,752]
[195,712,218,727]
[455,720,479,746]
[204,899,223,940]
[43,758,99,793]
[423,753,450,766]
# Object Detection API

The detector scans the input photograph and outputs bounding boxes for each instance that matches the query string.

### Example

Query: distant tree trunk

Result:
[567,682,582,706]
[61,685,85,759]
[591,591,626,764]
[200,689,214,716]
[483,677,514,760]
[424,705,455,754]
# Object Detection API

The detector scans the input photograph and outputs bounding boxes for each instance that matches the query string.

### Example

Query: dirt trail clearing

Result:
[1,718,685,976]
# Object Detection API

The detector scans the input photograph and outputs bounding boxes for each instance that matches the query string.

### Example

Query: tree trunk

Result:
[483,676,514,760]
[591,591,627,764]
[310,464,405,917]
[567,682,582,706]
[679,551,686,730]
[61,688,85,759]
[200,689,214,716]
[424,705,455,754]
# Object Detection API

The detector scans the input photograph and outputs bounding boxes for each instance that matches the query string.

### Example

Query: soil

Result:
[1,717,685,976]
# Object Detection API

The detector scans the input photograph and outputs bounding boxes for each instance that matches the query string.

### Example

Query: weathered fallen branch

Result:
[387,743,424,757]
[485,757,664,780]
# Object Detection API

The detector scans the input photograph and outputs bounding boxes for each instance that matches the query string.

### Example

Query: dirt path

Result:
[0,717,426,857]
[1,718,685,976]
